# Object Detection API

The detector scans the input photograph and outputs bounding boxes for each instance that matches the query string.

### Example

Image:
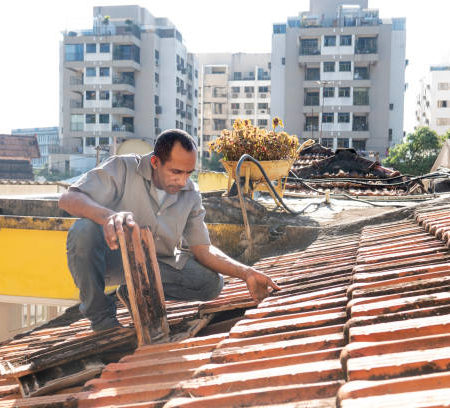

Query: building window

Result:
[323,87,335,98]
[339,61,351,72]
[85,90,96,100]
[231,103,240,109]
[99,137,109,145]
[282,57,285,65]
[65,44,83,61]
[300,39,320,55]
[86,67,96,77]
[258,119,268,127]
[113,44,140,63]
[340,35,352,46]
[322,112,334,123]
[86,137,96,146]
[388,128,393,141]
[321,138,333,148]
[231,87,240,93]
[354,66,369,79]
[194,108,198,117]
[353,139,366,151]
[324,35,336,46]
[353,88,369,105]
[438,83,450,90]
[438,100,448,108]
[355,37,378,54]
[86,43,96,53]
[258,103,269,109]
[99,114,109,124]
[323,62,335,72]
[100,90,110,100]
[305,68,320,81]
[437,118,450,126]
[305,116,319,131]
[305,90,320,106]
[259,86,269,93]
[337,138,349,148]
[244,86,254,94]
[155,73,159,83]
[389,103,394,110]
[99,67,110,77]
[338,113,350,123]
[244,103,254,109]
[100,43,110,53]
[353,115,369,131]
[233,72,242,80]
[70,114,84,131]
[85,114,96,124]
[339,87,350,97]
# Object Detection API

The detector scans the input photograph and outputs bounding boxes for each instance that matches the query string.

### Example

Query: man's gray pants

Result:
[67,218,223,328]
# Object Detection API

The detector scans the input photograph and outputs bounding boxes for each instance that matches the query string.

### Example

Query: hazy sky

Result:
[0,0,449,134]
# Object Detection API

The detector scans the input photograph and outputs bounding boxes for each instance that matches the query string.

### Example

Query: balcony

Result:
[112,123,134,133]
[112,100,135,110]
[355,46,377,54]
[304,94,320,106]
[353,93,369,106]
[354,68,370,80]
[113,75,135,87]
[299,47,320,56]
[65,24,141,40]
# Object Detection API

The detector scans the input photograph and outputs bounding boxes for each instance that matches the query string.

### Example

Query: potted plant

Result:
[209,117,300,198]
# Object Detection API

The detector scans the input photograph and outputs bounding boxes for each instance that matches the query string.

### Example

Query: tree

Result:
[383,127,442,176]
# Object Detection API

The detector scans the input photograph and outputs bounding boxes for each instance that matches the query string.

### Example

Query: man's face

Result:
[151,141,197,194]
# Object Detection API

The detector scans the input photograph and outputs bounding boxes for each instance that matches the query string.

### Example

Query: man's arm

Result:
[190,244,281,303]
[59,190,136,250]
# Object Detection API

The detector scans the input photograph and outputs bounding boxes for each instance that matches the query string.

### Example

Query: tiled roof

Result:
[0,135,40,160]
[1,200,450,406]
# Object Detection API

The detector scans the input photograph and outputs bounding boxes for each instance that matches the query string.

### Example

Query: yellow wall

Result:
[0,184,66,195]
[198,171,228,192]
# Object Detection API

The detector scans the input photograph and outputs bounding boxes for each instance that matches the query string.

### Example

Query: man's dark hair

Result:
[154,129,197,163]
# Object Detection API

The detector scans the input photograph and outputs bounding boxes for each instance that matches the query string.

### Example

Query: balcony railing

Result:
[352,122,369,131]
[112,100,135,109]
[353,94,369,105]
[355,46,378,54]
[304,95,320,106]
[354,70,370,80]
[113,75,135,86]
[300,48,320,56]
[304,124,319,131]
[112,124,134,132]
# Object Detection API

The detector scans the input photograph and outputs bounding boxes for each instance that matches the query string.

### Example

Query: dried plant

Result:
[209,117,299,161]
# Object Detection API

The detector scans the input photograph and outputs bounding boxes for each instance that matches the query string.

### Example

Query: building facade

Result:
[60,5,198,173]
[12,127,59,169]
[271,0,406,156]
[197,53,271,162]
[416,66,450,135]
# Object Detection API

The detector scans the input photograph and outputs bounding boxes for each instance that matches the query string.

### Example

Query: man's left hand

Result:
[244,268,281,303]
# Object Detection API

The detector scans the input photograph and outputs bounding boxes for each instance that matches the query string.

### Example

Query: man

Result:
[59,129,280,332]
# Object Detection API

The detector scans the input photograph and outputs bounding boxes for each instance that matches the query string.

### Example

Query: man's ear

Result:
[150,155,159,169]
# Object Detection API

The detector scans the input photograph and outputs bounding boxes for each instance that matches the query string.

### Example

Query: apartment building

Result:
[12,127,59,169]
[59,5,198,173]
[416,66,450,135]
[197,53,271,161]
[271,0,406,156]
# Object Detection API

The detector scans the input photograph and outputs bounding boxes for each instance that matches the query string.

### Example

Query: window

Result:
[339,87,350,97]
[113,44,140,63]
[339,61,351,72]
[300,39,319,55]
[324,35,336,46]
[305,68,320,81]
[85,90,96,100]
[305,116,319,131]
[86,67,96,77]
[100,43,110,53]
[258,119,268,127]
[354,66,369,79]
[155,73,159,83]
[231,87,240,93]
[99,67,110,77]
[99,114,109,124]
[437,118,450,126]
[70,114,83,131]
[259,86,269,93]
[86,43,96,53]
[244,103,254,109]
[353,139,366,151]
[154,95,159,105]
[85,114,96,124]
[438,100,448,108]
[65,44,83,61]
[231,103,240,109]
[337,138,349,148]
[340,35,352,46]
[100,90,110,100]
[321,138,333,148]
[86,137,95,146]
[322,112,334,123]
[389,103,394,110]
[338,113,350,123]
[388,128,393,141]
[323,87,335,97]
[323,62,335,72]
[353,115,369,131]
[282,57,285,65]
[305,90,319,106]
[99,137,109,145]
[194,108,197,117]
[155,49,159,59]
[353,88,369,105]
[233,72,242,80]
[258,103,269,109]
[356,37,377,54]
[195,69,198,78]
[438,83,450,90]
[244,86,254,93]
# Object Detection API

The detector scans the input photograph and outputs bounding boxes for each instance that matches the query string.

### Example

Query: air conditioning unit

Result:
[232,93,239,98]
[260,93,267,98]
[246,93,253,98]
[259,109,267,114]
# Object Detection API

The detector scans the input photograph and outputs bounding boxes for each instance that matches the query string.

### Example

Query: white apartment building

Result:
[271,0,406,156]
[197,53,271,161]
[59,5,198,174]
[416,66,450,135]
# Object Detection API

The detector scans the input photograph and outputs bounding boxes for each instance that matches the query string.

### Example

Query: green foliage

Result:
[383,127,443,176]
[33,165,81,182]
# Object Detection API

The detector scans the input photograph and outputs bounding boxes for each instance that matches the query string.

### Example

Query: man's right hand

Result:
[103,212,136,250]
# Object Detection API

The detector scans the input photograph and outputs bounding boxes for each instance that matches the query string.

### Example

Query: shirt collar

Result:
[137,152,195,191]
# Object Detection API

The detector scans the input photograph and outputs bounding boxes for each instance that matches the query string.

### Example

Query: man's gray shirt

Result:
[70,153,210,269]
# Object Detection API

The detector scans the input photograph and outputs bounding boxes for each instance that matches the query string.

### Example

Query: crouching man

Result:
[59,129,280,332]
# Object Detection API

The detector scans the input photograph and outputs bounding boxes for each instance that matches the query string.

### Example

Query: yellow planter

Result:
[220,158,295,203]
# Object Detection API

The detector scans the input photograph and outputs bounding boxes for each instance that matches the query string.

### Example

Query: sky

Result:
[0,0,449,135]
